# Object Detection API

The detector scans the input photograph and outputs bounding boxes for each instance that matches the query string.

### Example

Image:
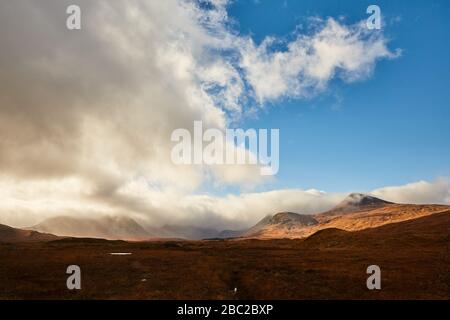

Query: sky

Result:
[227,0,450,193]
[0,0,449,229]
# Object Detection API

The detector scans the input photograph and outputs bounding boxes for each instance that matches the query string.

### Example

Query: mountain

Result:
[217,229,246,239]
[159,225,220,240]
[25,193,450,241]
[32,216,151,240]
[31,216,221,240]
[241,212,319,239]
[0,224,59,242]
[320,193,393,216]
[229,194,450,239]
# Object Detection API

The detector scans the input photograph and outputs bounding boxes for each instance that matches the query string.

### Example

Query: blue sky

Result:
[225,0,450,193]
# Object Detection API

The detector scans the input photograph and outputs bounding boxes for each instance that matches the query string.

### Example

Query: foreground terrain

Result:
[1,210,449,299]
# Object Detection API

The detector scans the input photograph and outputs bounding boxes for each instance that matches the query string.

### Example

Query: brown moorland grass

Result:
[0,211,449,300]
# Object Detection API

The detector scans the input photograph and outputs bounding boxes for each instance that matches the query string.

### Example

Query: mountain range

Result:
[238,193,449,239]
[1,193,449,242]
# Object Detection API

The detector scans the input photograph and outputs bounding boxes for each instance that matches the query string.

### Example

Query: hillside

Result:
[238,194,450,239]
[0,224,59,242]
[241,212,318,238]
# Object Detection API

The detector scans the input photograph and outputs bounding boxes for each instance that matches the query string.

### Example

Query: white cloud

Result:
[2,177,448,230]
[371,178,450,204]
[239,18,400,103]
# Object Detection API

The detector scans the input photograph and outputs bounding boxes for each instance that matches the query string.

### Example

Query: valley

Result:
[15,193,450,241]
[0,209,449,299]
[1,193,449,300]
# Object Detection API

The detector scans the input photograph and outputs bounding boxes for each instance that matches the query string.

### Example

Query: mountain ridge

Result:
[31,215,151,240]
[13,193,450,241]
[229,194,450,239]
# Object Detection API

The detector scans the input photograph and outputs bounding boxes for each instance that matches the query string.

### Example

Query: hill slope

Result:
[0,224,58,242]
[306,209,450,247]
[241,212,318,239]
[239,194,450,239]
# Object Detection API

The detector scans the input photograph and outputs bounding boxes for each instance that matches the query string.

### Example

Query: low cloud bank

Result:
[1,178,448,230]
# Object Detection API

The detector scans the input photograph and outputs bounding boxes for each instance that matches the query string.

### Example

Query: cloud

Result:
[371,178,450,204]
[0,0,254,191]
[0,1,402,228]
[239,17,400,103]
[1,178,448,230]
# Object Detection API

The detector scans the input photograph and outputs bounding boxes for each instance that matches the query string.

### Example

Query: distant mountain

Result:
[24,193,450,241]
[0,224,58,242]
[32,216,151,240]
[320,193,393,216]
[159,225,220,240]
[241,212,319,239]
[31,216,222,240]
[217,229,246,239]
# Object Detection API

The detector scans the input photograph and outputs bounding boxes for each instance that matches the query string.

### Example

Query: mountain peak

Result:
[340,193,393,206]
[324,193,394,216]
